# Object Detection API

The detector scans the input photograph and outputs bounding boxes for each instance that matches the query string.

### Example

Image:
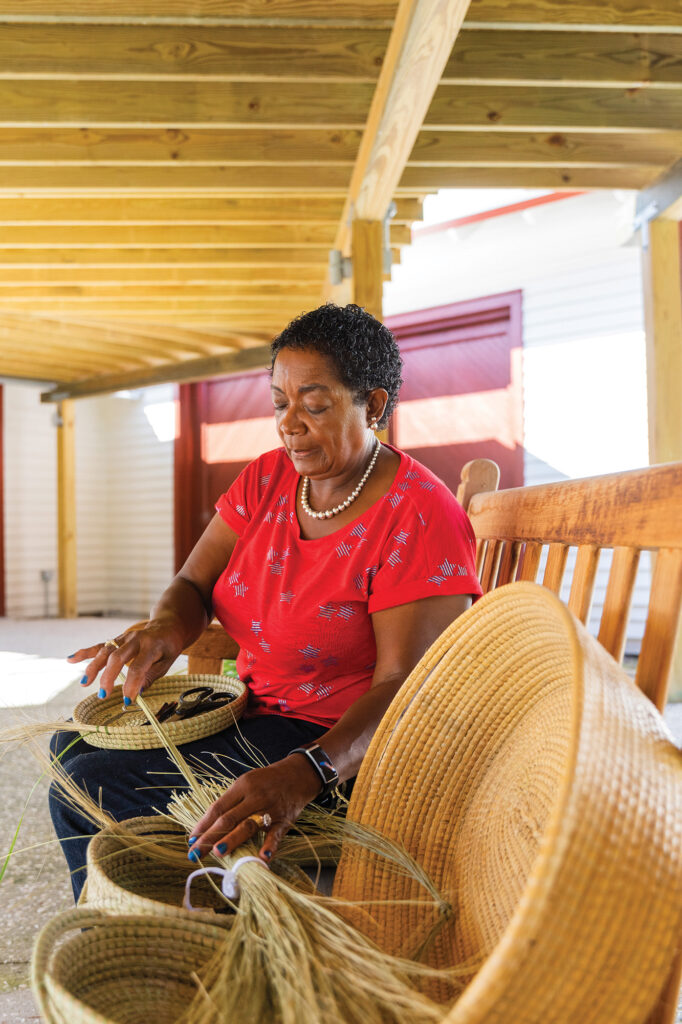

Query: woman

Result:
[52,303,481,901]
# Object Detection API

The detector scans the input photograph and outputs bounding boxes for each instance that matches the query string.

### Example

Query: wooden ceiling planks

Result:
[0,0,677,393]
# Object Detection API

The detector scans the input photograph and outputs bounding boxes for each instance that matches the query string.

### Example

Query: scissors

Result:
[101,686,234,727]
[143,685,235,725]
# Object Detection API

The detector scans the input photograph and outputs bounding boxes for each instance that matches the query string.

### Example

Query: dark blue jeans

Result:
[49,715,325,903]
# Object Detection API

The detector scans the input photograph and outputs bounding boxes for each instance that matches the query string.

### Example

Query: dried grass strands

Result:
[17,696,473,1022]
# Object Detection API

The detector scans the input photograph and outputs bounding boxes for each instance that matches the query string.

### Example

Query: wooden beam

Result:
[0,24,390,80]
[351,219,384,321]
[335,0,473,254]
[641,219,682,467]
[0,283,323,299]
[0,290,320,306]
[0,223,411,247]
[0,194,422,224]
[0,127,362,165]
[465,0,682,30]
[0,2,399,19]
[0,247,338,265]
[444,29,682,87]
[0,166,354,192]
[0,313,264,352]
[425,84,682,131]
[56,399,77,617]
[0,80,375,127]
[410,129,682,167]
[41,345,274,401]
[0,266,327,285]
[0,323,238,362]
[399,165,659,189]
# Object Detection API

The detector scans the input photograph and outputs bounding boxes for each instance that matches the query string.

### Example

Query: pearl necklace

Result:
[300,438,381,520]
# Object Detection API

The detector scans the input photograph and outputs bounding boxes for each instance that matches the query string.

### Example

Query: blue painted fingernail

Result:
[188,836,198,846]
[188,849,201,863]
[98,688,106,699]
[69,654,77,659]
[215,843,227,855]
[79,675,89,686]
[263,850,272,860]
[123,696,131,707]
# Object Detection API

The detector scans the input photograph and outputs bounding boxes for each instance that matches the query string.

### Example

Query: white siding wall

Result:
[82,391,174,616]
[3,383,59,617]
[384,190,650,653]
[3,383,174,619]
[522,247,651,654]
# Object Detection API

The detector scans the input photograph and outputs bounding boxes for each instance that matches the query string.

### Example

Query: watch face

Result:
[308,745,338,784]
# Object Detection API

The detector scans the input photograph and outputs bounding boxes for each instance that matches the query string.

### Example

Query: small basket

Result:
[73,673,247,750]
[84,816,234,926]
[32,909,225,1024]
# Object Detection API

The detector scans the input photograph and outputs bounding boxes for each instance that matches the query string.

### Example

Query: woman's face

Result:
[271,347,373,480]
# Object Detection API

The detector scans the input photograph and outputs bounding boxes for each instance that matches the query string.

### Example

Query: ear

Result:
[366,388,389,427]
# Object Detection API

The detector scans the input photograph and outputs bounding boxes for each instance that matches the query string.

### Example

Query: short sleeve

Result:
[367,483,482,613]
[215,451,278,536]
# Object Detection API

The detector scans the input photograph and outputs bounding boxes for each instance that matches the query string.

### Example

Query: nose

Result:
[278,403,304,436]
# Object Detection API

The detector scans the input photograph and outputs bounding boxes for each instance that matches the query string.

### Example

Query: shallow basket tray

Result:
[73,673,246,750]
[32,909,226,1024]
[83,815,234,927]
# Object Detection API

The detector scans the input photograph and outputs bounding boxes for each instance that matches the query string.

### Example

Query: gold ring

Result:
[248,813,272,830]
[103,639,119,650]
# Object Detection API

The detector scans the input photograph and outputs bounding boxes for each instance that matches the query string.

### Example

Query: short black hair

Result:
[270,303,403,428]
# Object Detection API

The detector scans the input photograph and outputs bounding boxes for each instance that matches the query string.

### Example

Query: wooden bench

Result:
[184,457,682,1024]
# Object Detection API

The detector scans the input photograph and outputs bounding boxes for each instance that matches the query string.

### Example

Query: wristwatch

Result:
[289,744,339,800]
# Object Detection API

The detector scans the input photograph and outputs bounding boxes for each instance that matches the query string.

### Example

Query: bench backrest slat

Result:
[464,460,682,715]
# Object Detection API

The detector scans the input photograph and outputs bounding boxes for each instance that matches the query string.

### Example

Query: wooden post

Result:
[57,399,77,618]
[641,218,682,699]
[351,218,384,321]
[642,219,682,466]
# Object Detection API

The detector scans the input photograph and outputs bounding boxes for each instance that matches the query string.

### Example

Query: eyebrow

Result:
[270,383,330,395]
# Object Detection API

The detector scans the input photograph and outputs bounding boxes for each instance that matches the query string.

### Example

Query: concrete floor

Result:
[0,617,681,1023]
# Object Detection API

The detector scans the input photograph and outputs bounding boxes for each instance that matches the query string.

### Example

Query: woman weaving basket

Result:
[51,303,481,902]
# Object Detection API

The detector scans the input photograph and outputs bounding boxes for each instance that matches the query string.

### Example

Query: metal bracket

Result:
[329,200,398,284]
[328,249,353,286]
[633,200,659,251]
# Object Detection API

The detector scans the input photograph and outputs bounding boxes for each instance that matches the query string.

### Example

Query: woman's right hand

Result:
[68,615,185,704]
[69,513,239,705]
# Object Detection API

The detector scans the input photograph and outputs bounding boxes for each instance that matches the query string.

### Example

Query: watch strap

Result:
[289,744,339,800]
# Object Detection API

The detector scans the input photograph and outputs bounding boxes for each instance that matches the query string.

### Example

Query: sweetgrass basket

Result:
[32,909,225,1024]
[334,582,682,1024]
[73,673,247,749]
[83,815,233,926]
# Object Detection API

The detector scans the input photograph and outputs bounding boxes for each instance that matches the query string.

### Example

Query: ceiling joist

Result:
[0,0,678,390]
[40,343,274,403]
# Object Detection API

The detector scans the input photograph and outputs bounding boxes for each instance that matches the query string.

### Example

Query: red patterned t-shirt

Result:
[213,445,481,727]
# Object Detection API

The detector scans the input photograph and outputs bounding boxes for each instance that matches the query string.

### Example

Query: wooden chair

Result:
[183,456,682,1023]
[457,459,682,716]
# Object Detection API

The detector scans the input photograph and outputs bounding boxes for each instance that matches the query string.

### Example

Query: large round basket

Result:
[73,673,247,749]
[32,909,225,1024]
[84,816,233,927]
[333,582,682,1024]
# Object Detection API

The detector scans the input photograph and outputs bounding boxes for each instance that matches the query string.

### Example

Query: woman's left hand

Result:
[187,754,322,863]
